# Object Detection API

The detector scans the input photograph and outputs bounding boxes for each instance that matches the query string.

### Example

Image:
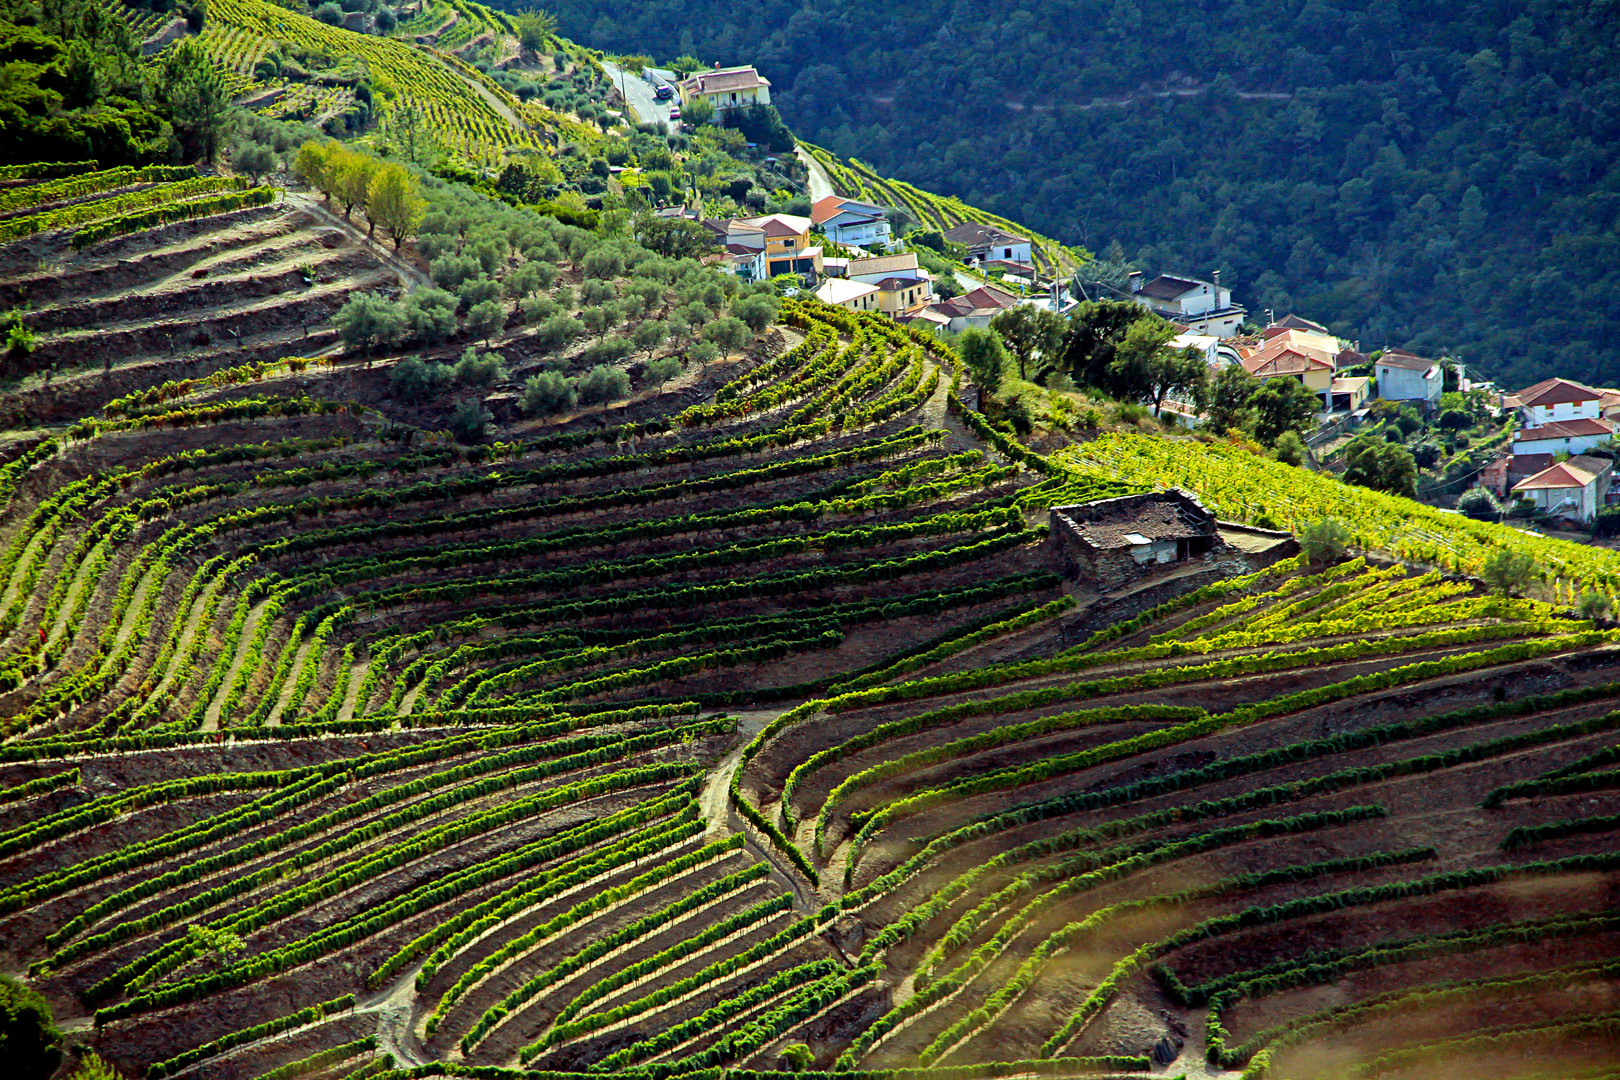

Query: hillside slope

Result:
[529,0,1620,387]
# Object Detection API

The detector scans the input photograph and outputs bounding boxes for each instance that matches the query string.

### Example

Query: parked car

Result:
[668,106,681,120]
[653,82,673,100]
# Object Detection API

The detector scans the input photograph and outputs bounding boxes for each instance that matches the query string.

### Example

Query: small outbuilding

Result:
[1050,490,1224,590]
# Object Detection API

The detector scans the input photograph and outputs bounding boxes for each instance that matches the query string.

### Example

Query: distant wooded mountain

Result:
[519,0,1620,388]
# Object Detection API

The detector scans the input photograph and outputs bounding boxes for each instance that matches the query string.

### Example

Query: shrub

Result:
[581,247,624,279]
[577,364,631,405]
[1577,591,1611,621]
[333,292,404,353]
[581,336,632,366]
[430,253,480,291]
[465,299,506,343]
[1299,518,1350,564]
[523,372,575,415]
[456,275,502,310]
[454,348,508,386]
[402,287,458,344]
[1456,486,1501,520]
[732,293,780,332]
[688,341,718,366]
[0,975,62,1080]
[390,357,452,403]
[313,1,343,23]
[643,357,682,389]
[704,315,752,354]
[1273,430,1307,466]
[535,313,582,351]
[1481,549,1537,595]
[449,399,493,442]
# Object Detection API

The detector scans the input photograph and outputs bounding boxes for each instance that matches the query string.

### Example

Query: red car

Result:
[668,106,681,120]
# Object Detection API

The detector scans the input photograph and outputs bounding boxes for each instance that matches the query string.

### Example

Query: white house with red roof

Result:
[810,195,893,250]
[1511,455,1614,522]
[1503,377,1605,428]
[1511,417,1615,457]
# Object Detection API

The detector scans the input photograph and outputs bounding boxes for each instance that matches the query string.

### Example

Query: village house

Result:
[1049,490,1224,591]
[1511,417,1616,457]
[943,222,1033,271]
[1237,330,1338,410]
[734,213,821,278]
[811,195,893,250]
[1373,348,1443,405]
[924,283,1020,333]
[1129,273,1247,338]
[813,277,880,312]
[1510,455,1615,522]
[1503,377,1606,428]
[677,65,771,116]
[1482,451,1556,498]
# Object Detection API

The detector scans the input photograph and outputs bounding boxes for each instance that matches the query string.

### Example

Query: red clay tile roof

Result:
[1511,377,1604,408]
[1514,417,1615,441]
[1512,455,1613,491]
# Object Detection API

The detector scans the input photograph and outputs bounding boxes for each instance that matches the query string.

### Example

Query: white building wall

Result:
[1513,433,1612,457]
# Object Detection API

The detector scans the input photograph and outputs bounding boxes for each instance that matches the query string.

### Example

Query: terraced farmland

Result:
[801,144,1081,280]
[2,169,1619,1080]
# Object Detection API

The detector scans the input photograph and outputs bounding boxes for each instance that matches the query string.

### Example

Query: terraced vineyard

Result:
[3,168,1620,1080]
[801,144,1081,279]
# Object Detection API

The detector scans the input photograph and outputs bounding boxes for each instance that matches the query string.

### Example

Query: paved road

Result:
[600,59,667,128]
[795,146,835,202]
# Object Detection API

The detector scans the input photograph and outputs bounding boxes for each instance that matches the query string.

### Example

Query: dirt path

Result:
[796,148,835,203]
[337,657,370,722]
[702,709,816,909]
[289,192,428,290]
[360,968,432,1067]
[265,634,318,726]
[200,597,273,732]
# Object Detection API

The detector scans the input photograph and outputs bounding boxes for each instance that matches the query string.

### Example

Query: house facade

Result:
[1238,331,1337,408]
[1511,417,1616,457]
[943,222,1032,268]
[811,195,893,250]
[925,284,1019,333]
[1503,377,1605,428]
[735,214,821,277]
[1131,274,1247,338]
[677,65,771,116]
[1511,455,1615,522]
[814,278,880,312]
[1374,349,1443,404]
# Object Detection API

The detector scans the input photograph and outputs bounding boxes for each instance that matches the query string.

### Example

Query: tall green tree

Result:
[1248,376,1321,446]
[990,305,1064,381]
[957,327,1008,395]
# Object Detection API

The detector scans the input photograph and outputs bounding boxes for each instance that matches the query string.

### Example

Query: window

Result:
[1004,248,1012,259]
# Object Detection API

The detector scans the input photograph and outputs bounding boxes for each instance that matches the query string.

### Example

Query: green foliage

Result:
[957,327,1007,394]
[1341,434,1417,498]
[1481,548,1537,595]
[449,399,493,442]
[1298,518,1349,564]
[1456,486,1501,521]
[0,975,62,1080]
[1272,430,1306,466]
[390,357,453,403]
[334,292,406,353]
[1248,376,1321,447]
[577,363,631,405]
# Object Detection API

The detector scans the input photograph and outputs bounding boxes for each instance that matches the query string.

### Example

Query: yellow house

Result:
[677,66,772,116]
[1239,329,1337,409]
[737,214,820,276]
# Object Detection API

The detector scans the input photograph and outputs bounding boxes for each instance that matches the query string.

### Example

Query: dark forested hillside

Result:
[532,0,1620,387]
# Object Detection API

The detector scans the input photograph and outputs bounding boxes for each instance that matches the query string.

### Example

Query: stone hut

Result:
[1050,490,1224,591]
